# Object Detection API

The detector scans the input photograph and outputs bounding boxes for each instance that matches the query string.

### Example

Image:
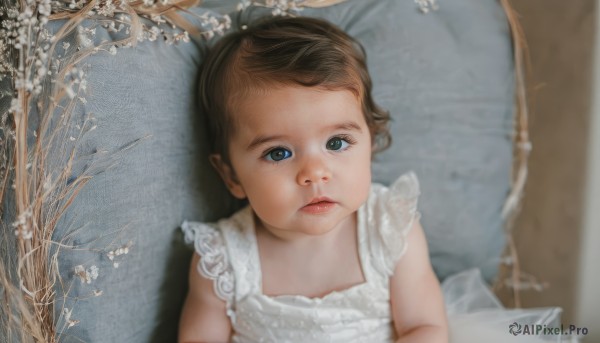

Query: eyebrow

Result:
[330,121,363,133]
[246,120,363,151]
[247,134,287,151]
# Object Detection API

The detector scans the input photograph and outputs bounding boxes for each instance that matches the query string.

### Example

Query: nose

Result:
[296,155,332,186]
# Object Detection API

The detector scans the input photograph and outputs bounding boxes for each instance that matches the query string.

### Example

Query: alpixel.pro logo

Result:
[509,322,522,335]
[508,322,589,336]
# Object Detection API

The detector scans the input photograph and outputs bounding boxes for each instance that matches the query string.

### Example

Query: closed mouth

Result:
[301,197,337,214]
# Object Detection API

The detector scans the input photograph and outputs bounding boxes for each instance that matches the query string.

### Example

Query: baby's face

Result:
[221,85,372,238]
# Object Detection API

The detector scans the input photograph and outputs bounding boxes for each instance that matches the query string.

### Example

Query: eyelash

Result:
[334,134,357,147]
[261,134,357,164]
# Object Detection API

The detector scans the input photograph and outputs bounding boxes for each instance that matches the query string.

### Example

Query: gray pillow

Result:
[1,0,514,342]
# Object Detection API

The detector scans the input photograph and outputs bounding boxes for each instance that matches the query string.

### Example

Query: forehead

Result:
[231,86,365,139]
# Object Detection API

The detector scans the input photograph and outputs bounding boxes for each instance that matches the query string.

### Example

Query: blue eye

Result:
[265,148,292,162]
[326,137,350,151]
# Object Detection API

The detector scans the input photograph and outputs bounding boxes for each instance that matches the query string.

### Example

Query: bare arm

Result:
[178,253,232,343]
[390,219,449,343]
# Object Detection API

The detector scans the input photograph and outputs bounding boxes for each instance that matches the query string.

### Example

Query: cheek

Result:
[245,174,297,224]
[342,144,372,200]
[347,141,372,172]
[352,162,371,193]
[242,167,295,205]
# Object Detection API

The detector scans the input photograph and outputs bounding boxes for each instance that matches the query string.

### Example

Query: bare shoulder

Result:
[178,253,232,343]
[393,219,432,280]
[389,219,448,340]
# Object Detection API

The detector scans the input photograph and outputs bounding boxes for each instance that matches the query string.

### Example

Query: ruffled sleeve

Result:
[369,171,422,277]
[181,221,235,307]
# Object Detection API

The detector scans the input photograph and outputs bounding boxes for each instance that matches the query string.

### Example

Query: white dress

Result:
[182,171,564,343]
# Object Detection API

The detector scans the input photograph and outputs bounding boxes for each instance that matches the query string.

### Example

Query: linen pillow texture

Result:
[1,0,514,342]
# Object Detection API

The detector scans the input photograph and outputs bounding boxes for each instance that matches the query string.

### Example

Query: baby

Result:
[179,15,448,343]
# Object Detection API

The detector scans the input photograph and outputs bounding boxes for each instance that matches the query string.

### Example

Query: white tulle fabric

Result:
[182,171,563,343]
[443,269,564,343]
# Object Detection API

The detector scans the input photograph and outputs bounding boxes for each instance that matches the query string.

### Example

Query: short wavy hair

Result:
[198,15,391,165]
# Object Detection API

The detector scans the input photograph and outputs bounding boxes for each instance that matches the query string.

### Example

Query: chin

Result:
[295,214,350,236]
[300,225,337,236]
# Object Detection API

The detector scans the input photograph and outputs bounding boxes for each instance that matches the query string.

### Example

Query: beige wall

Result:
[497,0,596,330]
[576,0,600,341]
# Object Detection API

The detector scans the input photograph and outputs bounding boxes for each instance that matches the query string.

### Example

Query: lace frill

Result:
[373,171,422,276]
[181,221,235,308]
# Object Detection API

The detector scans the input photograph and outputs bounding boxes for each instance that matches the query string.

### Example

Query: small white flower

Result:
[12,209,33,240]
[65,86,75,99]
[415,0,439,13]
[74,264,99,284]
[9,98,21,114]
[63,307,72,322]
[89,265,99,280]
[80,79,87,91]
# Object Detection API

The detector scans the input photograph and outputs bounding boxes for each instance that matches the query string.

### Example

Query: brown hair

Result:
[198,15,391,164]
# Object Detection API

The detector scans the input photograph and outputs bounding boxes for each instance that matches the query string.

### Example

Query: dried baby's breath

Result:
[107,240,132,261]
[238,0,306,16]
[106,241,133,269]
[414,0,439,14]
[61,308,80,328]
[0,0,237,332]
[74,265,99,284]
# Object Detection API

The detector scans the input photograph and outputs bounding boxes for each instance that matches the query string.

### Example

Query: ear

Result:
[209,154,247,199]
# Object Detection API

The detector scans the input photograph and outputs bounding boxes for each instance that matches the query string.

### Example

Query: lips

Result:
[301,197,337,214]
